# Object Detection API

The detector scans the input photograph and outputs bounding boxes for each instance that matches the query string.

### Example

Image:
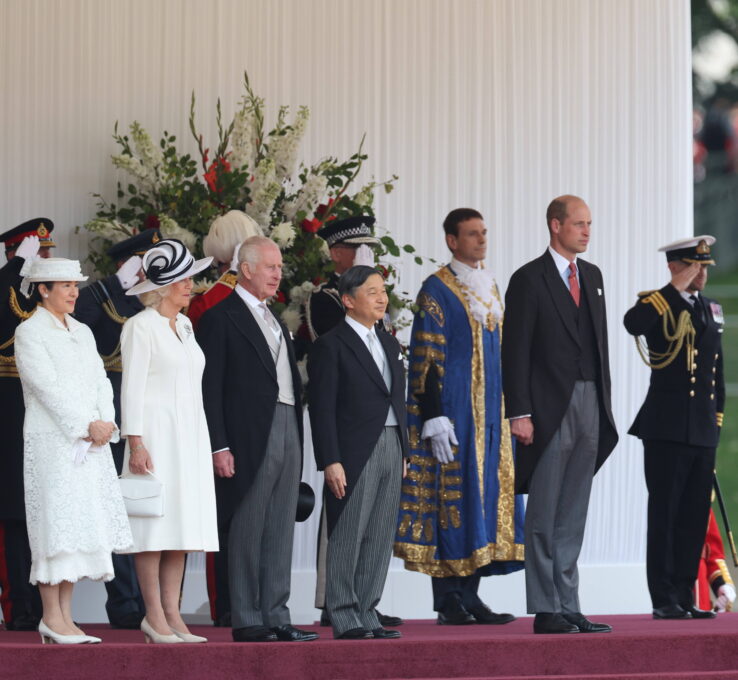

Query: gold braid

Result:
[9,287,34,320]
[102,299,129,325]
[634,308,695,372]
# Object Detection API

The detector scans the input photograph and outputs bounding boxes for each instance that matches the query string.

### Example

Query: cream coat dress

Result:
[15,306,133,585]
[120,307,218,552]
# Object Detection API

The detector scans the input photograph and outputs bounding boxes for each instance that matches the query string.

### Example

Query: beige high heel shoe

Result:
[170,628,208,643]
[38,620,90,645]
[140,617,183,644]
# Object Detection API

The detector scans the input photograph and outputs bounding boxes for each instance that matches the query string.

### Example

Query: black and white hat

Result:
[126,239,212,296]
[317,216,380,247]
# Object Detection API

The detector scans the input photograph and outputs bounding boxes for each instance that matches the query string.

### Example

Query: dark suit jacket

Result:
[501,250,618,493]
[307,320,409,533]
[624,283,725,447]
[197,290,304,526]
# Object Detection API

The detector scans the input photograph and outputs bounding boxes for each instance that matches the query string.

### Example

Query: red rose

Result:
[204,157,232,194]
[144,215,160,230]
[301,218,321,233]
[275,290,286,304]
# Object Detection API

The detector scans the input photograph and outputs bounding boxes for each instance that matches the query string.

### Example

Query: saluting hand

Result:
[670,262,701,292]
[325,463,347,499]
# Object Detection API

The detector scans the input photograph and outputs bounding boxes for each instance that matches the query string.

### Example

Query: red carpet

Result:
[1,615,737,680]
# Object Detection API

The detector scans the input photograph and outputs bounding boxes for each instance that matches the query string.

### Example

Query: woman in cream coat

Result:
[121,239,218,644]
[15,258,133,644]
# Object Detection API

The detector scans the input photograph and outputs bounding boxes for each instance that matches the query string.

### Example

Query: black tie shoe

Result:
[562,612,612,633]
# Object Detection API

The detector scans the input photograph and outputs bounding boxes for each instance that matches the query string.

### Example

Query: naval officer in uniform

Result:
[624,235,725,620]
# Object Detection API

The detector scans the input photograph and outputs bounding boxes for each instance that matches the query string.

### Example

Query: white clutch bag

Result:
[119,471,165,518]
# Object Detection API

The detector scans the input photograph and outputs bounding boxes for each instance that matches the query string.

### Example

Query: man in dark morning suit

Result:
[74,230,160,628]
[308,266,408,639]
[624,235,725,620]
[197,235,318,643]
[501,195,618,634]
[0,219,54,631]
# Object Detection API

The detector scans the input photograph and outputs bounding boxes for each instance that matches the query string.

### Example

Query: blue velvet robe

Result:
[393,266,524,577]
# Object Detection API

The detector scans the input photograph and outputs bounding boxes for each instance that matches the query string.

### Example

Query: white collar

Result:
[681,290,700,304]
[548,246,578,275]
[450,257,483,274]
[38,305,81,332]
[235,283,267,310]
[344,314,377,342]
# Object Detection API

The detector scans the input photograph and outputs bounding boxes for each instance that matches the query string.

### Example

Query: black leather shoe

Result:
[372,627,402,639]
[685,606,716,619]
[467,604,516,625]
[271,624,319,641]
[437,597,475,625]
[232,625,278,642]
[562,612,612,633]
[652,605,691,620]
[5,614,41,631]
[319,609,331,627]
[533,613,580,634]
[109,611,145,630]
[336,627,373,639]
[376,610,404,626]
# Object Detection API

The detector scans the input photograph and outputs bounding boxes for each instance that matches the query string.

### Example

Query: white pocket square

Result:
[597,288,602,296]
[397,352,403,360]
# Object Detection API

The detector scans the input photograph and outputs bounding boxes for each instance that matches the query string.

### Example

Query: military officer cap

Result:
[0,218,56,253]
[107,229,162,262]
[318,215,380,248]
[658,235,716,265]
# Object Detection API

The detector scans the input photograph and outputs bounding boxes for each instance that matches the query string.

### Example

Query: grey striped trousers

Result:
[228,403,301,628]
[327,426,403,636]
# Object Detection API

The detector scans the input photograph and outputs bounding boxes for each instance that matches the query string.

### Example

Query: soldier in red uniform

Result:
[695,508,735,612]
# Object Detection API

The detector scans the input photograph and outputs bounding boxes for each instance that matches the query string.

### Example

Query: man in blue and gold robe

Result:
[394,208,524,624]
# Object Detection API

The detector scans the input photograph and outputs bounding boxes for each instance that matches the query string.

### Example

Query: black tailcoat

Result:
[501,251,618,493]
[307,320,409,534]
[197,291,304,526]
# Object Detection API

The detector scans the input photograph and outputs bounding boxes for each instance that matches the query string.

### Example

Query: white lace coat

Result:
[15,306,133,585]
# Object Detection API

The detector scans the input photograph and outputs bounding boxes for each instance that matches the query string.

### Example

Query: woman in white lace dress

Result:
[121,239,218,644]
[14,258,133,644]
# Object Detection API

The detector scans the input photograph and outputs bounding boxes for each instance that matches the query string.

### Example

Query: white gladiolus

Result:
[319,239,331,262]
[158,215,198,251]
[245,158,281,229]
[84,218,130,243]
[280,305,303,334]
[270,221,297,249]
[282,171,328,221]
[301,280,315,293]
[269,106,309,182]
[230,108,258,172]
[130,122,163,178]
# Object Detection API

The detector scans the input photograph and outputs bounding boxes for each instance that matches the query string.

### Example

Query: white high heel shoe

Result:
[81,633,102,643]
[170,628,208,643]
[38,620,90,645]
[140,617,183,644]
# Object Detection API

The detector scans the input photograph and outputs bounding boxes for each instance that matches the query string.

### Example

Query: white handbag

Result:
[119,471,165,518]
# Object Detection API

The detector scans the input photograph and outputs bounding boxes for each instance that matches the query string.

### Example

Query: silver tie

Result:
[259,302,281,338]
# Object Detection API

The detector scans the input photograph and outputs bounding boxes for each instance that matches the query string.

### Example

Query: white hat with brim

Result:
[20,258,88,297]
[126,239,213,296]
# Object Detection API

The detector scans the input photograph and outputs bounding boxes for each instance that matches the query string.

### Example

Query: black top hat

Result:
[107,229,162,261]
[318,216,380,247]
[0,218,55,252]
[295,482,315,522]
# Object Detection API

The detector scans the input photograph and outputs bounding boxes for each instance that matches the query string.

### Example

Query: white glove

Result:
[422,416,459,465]
[715,583,736,612]
[230,242,241,272]
[14,235,40,261]
[354,244,375,267]
[116,255,143,291]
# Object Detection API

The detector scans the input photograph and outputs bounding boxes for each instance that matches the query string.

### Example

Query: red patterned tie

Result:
[568,262,580,307]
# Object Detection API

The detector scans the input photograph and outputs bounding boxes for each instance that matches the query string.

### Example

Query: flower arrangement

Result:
[79,73,422,334]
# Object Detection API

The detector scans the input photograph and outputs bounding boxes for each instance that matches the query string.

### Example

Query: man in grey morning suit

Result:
[197,236,318,643]
[308,266,409,640]
[501,195,618,635]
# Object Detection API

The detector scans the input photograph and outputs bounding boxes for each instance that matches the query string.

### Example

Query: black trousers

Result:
[103,439,144,623]
[643,439,715,609]
[0,519,41,623]
[432,574,482,612]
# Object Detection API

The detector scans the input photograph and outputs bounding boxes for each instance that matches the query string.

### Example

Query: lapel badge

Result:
[597,287,602,296]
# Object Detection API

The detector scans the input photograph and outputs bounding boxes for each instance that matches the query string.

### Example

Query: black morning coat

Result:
[196,291,304,527]
[501,251,618,494]
[624,283,725,446]
[307,320,409,535]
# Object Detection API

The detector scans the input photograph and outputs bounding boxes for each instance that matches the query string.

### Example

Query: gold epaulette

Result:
[218,271,237,289]
[640,291,669,316]
[717,412,724,427]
